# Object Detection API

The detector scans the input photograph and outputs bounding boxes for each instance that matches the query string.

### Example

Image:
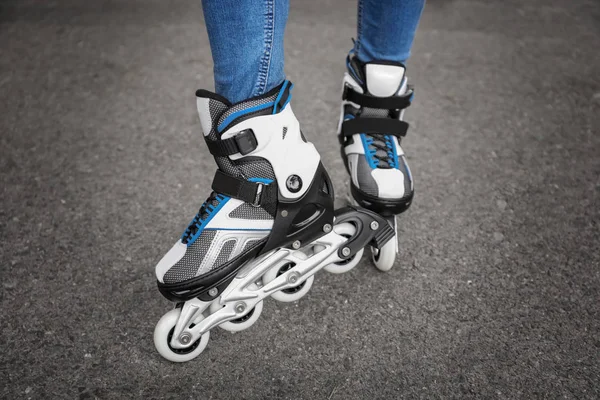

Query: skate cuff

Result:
[343,85,413,110]
[212,170,277,209]
[340,118,409,144]
[205,129,258,156]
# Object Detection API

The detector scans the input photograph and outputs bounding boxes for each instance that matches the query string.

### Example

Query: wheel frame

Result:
[263,262,315,302]
[323,222,364,274]
[210,299,265,332]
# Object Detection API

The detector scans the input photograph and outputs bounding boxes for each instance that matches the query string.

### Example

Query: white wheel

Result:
[324,222,364,274]
[263,262,314,302]
[371,236,397,272]
[324,248,364,274]
[214,300,264,332]
[154,308,210,363]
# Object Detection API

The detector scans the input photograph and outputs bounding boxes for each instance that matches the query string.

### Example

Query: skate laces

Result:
[181,192,225,244]
[364,133,398,169]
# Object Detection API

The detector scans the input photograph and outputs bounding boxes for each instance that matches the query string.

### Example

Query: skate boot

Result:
[337,55,415,271]
[153,80,396,362]
[155,80,334,301]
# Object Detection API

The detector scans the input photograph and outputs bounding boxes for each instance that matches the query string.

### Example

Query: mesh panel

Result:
[235,159,276,181]
[217,91,279,129]
[356,155,378,196]
[209,240,236,272]
[206,97,241,177]
[207,99,228,140]
[163,230,216,284]
[229,203,274,220]
[216,157,240,177]
[241,239,259,253]
[361,107,389,118]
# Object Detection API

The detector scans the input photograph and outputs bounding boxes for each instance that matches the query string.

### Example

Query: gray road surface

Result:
[1,0,599,399]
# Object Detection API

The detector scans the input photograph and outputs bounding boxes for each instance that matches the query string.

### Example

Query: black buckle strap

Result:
[205,129,258,157]
[340,118,409,143]
[211,170,277,208]
[343,85,412,110]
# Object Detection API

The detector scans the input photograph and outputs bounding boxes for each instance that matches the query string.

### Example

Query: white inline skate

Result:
[337,54,416,271]
[153,81,394,362]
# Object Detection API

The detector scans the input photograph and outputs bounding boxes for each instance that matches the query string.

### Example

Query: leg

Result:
[337,0,426,271]
[154,0,337,362]
[201,0,289,103]
[355,0,426,64]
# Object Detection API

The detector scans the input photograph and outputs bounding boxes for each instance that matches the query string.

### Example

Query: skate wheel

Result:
[371,237,397,272]
[263,262,314,302]
[324,222,363,274]
[154,308,210,363]
[217,300,264,332]
[324,248,363,274]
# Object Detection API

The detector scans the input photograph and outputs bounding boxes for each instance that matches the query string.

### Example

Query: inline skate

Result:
[337,54,416,271]
[153,81,395,362]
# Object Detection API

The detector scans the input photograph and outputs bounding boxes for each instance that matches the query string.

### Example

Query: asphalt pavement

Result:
[1,0,599,398]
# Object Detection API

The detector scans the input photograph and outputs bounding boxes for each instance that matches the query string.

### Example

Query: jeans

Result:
[202,0,426,103]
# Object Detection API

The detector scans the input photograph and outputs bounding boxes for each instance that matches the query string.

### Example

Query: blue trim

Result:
[204,228,271,232]
[360,133,379,169]
[273,80,289,114]
[218,102,274,132]
[279,82,293,112]
[385,135,399,169]
[183,194,230,246]
[248,177,274,184]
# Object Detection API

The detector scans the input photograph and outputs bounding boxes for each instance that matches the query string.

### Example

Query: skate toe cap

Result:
[371,168,408,199]
[155,241,187,283]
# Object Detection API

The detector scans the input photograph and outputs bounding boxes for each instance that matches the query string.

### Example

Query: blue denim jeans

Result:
[202,0,425,103]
